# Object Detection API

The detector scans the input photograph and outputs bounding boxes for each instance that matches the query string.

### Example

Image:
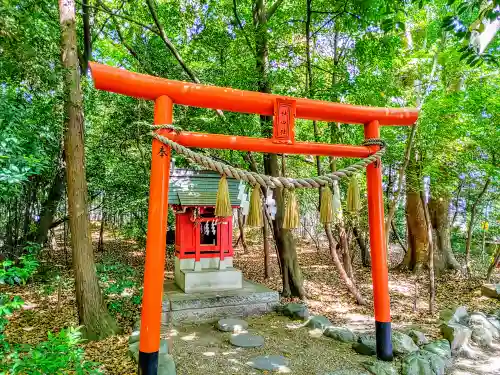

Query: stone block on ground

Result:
[440,322,471,354]
[282,303,309,321]
[392,331,419,356]
[128,341,139,363]
[362,360,398,375]
[353,335,376,356]
[488,316,500,332]
[481,284,500,299]
[422,339,451,359]
[247,355,290,372]
[402,350,446,375]
[469,312,500,339]
[217,318,248,333]
[158,353,176,375]
[230,333,264,348]
[439,305,468,325]
[471,326,493,347]
[306,315,333,331]
[129,338,169,364]
[407,330,429,346]
[129,330,140,345]
[324,327,358,343]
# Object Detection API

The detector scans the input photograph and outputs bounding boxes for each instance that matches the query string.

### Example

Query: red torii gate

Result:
[89,62,418,374]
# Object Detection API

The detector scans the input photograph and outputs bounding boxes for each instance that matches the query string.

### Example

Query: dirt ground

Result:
[2,228,499,374]
[168,314,377,374]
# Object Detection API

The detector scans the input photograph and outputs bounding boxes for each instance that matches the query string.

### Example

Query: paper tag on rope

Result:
[332,181,343,222]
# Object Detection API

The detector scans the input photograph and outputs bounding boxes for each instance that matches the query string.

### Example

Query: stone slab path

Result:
[165,313,373,374]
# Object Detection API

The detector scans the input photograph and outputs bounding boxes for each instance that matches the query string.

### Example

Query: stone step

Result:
[161,280,279,326]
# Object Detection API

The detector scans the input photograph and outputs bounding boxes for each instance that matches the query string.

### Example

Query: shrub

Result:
[0,243,40,285]
[6,327,102,375]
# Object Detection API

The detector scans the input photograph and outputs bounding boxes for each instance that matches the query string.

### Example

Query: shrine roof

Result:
[168,169,242,207]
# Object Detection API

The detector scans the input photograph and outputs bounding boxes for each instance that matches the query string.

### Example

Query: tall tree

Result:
[252,0,306,298]
[58,0,119,340]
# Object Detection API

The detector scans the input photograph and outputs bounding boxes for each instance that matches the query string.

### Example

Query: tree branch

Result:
[77,0,158,34]
[146,0,199,83]
[82,0,92,75]
[145,0,225,119]
[233,0,255,57]
[266,0,285,21]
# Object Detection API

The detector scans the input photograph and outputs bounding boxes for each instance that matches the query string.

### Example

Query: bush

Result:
[0,294,101,374]
[0,243,40,285]
[6,328,102,375]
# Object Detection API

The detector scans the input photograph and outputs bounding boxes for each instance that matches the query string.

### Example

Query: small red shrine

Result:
[169,169,244,293]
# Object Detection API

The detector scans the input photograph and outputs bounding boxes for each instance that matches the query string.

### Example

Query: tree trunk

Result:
[353,224,370,267]
[465,177,491,276]
[403,155,428,271]
[420,192,435,314]
[236,207,248,253]
[428,196,460,273]
[98,210,105,252]
[58,0,119,340]
[262,207,271,279]
[325,223,366,305]
[253,0,304,298]
[486,245,500,283]
[391,220,407,254]
[35,161,65,245]
[305,0,322,209]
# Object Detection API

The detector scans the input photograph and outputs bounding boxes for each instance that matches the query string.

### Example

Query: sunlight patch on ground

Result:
[165,328,179,338]
[181,332,198,341]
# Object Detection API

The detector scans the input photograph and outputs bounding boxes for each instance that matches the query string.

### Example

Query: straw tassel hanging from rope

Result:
[215,175,233,217]
[283,189,299,229]
[346,176,361,213]
[246,185,263,227]
[320,186,334,224]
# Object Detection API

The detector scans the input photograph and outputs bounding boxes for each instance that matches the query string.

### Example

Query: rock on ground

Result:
[421,340,451,359]
[307,315,333,331]
[230,333,264,348]
[392,331,419,356]
[469,312,500,339]
[216,318,248,333]
[353,335,377,356]
[471,326,493,347]
[281,303,309,320]
[247,355,290,372]
[402,350,446,375]
[128,341,139,363]
[440,322,471,354]
[324,327,358,343]
[129,330,140,345]
[158,353,176,375]
[407,330,429,346]
[362,360,399,375]
[439,306,469,325]
[481,284,500,299]
[129,338,169,363]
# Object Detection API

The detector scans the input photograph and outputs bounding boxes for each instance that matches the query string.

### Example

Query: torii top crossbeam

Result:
[89,62,418,375]
[89,62,417,126]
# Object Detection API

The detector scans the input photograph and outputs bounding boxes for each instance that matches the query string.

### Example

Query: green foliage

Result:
[97,261,143,318]
[0,293,101,374]
[0,243,40,285]
[1,327,102,375]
